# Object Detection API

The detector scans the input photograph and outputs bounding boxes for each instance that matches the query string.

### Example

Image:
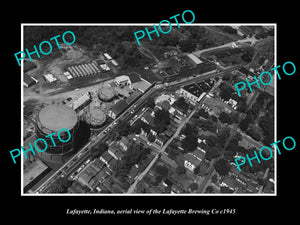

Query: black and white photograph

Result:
[21,24,276,195]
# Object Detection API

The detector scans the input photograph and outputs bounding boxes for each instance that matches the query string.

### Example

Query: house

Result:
[94,158,106,170]
[114,75,131,88]
[108,144,125,160]
[118,136,129,151]
[128,165,139,183]
[220,176,237,191]
[153,135,167,149]
[172,99,190,117]
[184,153,201,172]
[77,170,94,189]
[141,110,155,126]
[100,151,113,166]
[88,177,100,190]
[191,149,205,161]
[108,100,129,119]
[89,163,101,173]
[180,83,206,104]
[24,75,38,87]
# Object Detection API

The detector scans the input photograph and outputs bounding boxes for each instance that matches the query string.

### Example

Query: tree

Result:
[90,142,108,159]
[179,37,197,52]
[222,26,238,34]
[219,86,234,101]
[175,165,186,175]
[219,112,234,124]
[154,109,170,133]
[182,134,198,153]
[168,147,182,160]
[205,146,220,160]
[198,108,209,119]
[216,127,231,148]
[190,183,198,192]
[214,159,230,176]
[239,115,251,131]
[205,185,214,193]
[147,132,156,143]
[48,177,72,193]
[223,72,232,81]
[146,97,155,109]
[123,144,142,166]
[241,47,254,63]
[155,165,169,178]
[174,97,189,115]
[182,123,197,136]
[211,174,218,183]
[259,115,274,145]
[246,127,261,141]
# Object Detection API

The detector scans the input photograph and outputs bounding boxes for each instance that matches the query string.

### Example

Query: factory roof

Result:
[187,53,203,65]
[38,104,78,132]
[110,100,129,117]
[71,93,91,111]
[128,73,141,83]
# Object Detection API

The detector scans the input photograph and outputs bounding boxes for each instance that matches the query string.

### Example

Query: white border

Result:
[21,23,277,196]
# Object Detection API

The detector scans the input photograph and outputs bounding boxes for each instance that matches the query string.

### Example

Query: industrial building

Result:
[108,100,129,120]
[24,75,38,87]
[35,104,79,163]
[84,100,107,129]
[43,73,57,83]
[187,53,203,66]
[68,92,92,113]
[98,84,116,102]
[66,62,100,78]
[114,75,131,88]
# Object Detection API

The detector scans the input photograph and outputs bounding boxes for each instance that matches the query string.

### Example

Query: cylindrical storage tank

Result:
[35,104,79,163]
[98,84,115,102]
[84,100,106,129]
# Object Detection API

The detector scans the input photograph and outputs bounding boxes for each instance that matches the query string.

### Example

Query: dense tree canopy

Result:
[182,134,198,153]
[214,159,231,176]
[154,109,170,133]
[155,165,169,178]
[90,142,108,160]
[219,112,234,125]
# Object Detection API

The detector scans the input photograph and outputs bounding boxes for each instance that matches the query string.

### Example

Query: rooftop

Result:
[187,53,203,65]
[128,73,142,83]
[184,153,201,167]
[181,83,204,98]
[110,100,129,116]
[38,104,78,132]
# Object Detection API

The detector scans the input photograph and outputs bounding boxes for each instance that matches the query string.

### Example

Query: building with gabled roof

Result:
[108,100,129,119]
[100,151,113,166]
[184,153,201,172]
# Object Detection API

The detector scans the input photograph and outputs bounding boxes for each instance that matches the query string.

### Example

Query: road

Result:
[34,66,240,194]
[192,37,258,58]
